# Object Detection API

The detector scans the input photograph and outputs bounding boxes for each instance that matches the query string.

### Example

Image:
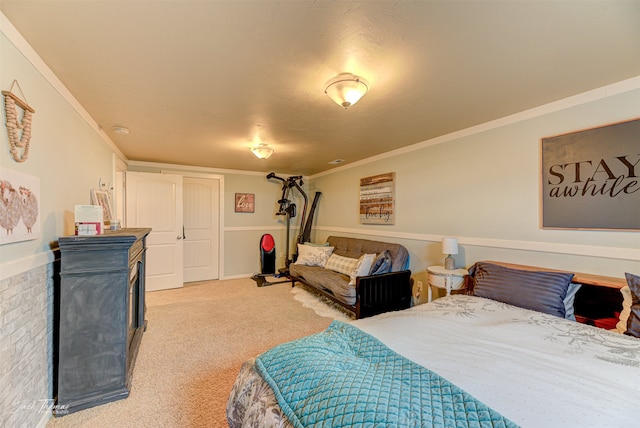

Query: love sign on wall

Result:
[541,118,639,230]
[235,193,255,213]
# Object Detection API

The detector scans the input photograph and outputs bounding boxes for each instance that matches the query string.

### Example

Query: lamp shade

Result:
[324,73,369,109]
[251,144,274,159]
[442,238,459,255]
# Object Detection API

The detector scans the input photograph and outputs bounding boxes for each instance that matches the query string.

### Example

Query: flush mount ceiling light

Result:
[113,126,130,135]
[251,143,274,159]
[324,73,369,109]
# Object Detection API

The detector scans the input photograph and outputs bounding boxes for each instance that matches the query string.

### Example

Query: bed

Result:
[227,261,640,427]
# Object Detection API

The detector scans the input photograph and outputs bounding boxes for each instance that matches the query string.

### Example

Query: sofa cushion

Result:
[369,250,393,275]
[349,253,377,286]
[327,236,409,272]
[290,264,356,306]
[325,254,360,276]
[294,244,334,268]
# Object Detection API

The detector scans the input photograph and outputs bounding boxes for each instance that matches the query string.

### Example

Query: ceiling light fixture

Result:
[251,143,274,159]
[113,126,130,135]
[324,73,369,109]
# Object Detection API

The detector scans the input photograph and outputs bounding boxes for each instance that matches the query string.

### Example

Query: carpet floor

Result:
[46,278,340,428]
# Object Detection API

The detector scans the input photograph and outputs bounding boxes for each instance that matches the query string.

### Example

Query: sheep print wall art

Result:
[0,167,40,244]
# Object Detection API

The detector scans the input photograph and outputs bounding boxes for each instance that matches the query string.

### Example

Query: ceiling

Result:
[2,1,639,176]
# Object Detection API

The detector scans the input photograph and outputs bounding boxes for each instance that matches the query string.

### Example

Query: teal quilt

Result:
[255,321,518,428]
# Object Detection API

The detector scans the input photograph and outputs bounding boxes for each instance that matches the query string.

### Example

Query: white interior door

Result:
[183,177,220,282]
[126,172,184,291]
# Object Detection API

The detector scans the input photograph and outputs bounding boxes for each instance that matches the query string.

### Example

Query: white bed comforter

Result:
[353,295,640,428]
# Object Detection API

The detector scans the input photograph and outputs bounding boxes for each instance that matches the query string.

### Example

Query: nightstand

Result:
[427,266,469,302]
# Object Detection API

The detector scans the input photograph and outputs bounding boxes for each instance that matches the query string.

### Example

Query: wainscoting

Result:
[0,259,56,428]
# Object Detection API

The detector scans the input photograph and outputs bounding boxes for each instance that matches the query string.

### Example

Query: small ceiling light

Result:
[113,126,130,135]
[324,73,369,109]
[251,143,274,159]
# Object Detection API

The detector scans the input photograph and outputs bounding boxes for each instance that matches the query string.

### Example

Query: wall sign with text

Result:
[235,193,255,213]
[360,172,395,225]
[541,118,639,230]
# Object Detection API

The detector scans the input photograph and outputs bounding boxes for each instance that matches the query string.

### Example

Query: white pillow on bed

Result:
[295,244,334,267]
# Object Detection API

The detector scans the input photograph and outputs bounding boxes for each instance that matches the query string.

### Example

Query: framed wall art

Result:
[235,193,255,213]
[0,167,40,244]
[360,172,395,225]
[541,118,639,230]
[91,189,114,222]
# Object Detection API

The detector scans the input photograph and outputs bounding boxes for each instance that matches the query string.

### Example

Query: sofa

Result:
[289,236,412,319]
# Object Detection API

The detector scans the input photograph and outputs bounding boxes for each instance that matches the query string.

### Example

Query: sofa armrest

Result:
[355,270,412,319]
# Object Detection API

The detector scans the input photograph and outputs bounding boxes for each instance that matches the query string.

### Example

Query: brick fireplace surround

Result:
[1,261,56,428]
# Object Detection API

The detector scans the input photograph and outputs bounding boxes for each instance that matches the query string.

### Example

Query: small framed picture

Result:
[235,193,255,213]
[91,189,114,222]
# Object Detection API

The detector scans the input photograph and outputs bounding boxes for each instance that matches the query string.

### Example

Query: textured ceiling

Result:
[2,1,639,175]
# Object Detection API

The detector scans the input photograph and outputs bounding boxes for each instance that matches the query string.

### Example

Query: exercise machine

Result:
[251,173,321,287]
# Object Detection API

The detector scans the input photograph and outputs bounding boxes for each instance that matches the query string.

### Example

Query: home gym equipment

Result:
[266,173,306,268]
[251,173,321,287]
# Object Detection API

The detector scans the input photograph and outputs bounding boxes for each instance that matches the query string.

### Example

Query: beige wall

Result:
[309,84,640,284]
[1,21,119,270]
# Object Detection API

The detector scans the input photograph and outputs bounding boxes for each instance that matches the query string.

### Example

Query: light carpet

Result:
[46,278,338,428]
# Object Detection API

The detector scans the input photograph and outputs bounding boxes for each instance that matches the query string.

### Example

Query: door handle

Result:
[177,236,183,240]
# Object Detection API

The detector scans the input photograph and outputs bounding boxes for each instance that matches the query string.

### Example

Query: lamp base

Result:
[444,255,455,270]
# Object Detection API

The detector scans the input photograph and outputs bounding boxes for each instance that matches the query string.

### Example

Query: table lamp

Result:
[442,238,458,270]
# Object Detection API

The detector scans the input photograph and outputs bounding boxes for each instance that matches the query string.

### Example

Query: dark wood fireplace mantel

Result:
[56,228,151,415]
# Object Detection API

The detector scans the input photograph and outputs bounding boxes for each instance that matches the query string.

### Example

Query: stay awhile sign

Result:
[541,118,639,230]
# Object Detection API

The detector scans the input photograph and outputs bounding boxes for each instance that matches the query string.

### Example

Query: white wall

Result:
[309,81,640,286]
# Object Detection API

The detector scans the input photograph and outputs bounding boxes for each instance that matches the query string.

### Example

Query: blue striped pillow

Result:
[470,262,574,318]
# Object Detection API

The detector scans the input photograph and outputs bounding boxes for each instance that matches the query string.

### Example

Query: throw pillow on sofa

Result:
[349,253,377,286]
[303,241,330,247]
[369,250,392,275]
[325,253,360,276]
[295,244,334,268]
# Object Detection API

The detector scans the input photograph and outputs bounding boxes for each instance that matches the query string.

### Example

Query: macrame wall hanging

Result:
[2,80,35,163]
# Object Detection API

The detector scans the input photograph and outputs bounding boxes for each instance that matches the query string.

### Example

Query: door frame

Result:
[162,170,225,280]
